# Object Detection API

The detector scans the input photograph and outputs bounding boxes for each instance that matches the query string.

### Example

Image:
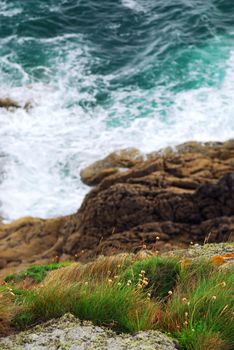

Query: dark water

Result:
[0,0,234,220]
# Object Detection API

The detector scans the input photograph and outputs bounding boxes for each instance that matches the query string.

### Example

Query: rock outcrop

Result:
[0,314,179,350]
[0,98,32,111]
[1,140,234,279]
[0,216,69,278]
[0,98,20,109]
[80,147,144,186]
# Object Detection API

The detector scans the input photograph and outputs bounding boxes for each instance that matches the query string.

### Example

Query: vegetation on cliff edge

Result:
[0,246,233,350]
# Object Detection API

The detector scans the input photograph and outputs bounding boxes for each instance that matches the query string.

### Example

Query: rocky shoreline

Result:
[1,140,234,279]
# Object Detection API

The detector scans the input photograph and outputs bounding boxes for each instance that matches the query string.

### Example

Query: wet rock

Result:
[0,98,32,111]
[0,314,179,350]
[80,148,144,186]
[0,98,20,109]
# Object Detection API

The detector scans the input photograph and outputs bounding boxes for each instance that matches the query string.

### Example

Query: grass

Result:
[0,251,233,350]
[13,281,155,333]
[158,260,234,349]
[3,261,72,284]
[123,256,180,299]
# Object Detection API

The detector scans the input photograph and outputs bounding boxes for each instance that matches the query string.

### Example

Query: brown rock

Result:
[1,140,234,278]
[0,216,71,279]
[0,98,20,109]
[80,148,144,186]
[0,98,32,111]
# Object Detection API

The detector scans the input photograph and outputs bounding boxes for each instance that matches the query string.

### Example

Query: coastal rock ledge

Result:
[1,140,234,278]
[0,313,179,350]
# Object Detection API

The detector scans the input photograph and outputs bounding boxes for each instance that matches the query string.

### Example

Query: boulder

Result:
[0,98,20,109]
[80,148,144,186]
[0,98,32,111]
[0,314,179,350]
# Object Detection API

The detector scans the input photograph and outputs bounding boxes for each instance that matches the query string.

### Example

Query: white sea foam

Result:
[0,0,22,17]
[121,0,143,12]
[0,34,234,221]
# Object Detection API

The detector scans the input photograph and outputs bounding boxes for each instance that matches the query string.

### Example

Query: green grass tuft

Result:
[13,281,154,333]
[160,263,234,350]
[123,256,180,299]
[4,261,72,284]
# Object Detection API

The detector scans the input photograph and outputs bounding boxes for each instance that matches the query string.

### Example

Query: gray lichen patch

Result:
[0,314,179,350]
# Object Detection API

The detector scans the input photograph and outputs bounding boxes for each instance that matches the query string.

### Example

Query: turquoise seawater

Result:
[0,0,234,220]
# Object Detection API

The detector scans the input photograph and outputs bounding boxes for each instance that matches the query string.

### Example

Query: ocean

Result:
[0,0,234,221]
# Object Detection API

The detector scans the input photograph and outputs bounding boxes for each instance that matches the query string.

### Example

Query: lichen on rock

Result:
[0,313,179,350]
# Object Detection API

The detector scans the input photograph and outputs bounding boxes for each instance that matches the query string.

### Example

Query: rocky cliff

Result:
[1,140,234,279]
